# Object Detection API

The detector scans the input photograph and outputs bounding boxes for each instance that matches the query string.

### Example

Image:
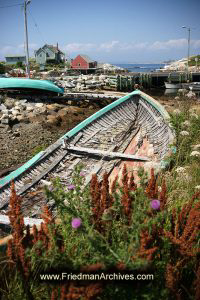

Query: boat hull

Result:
[0,90,174,219]
[0,78,64,94]
[189,83,200,91]
[165,82,182,89]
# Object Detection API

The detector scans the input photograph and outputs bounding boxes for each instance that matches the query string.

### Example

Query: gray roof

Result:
[45,44,64,55]
[35,44,64,55]
[5,55,26,58]
[79,54,94,63]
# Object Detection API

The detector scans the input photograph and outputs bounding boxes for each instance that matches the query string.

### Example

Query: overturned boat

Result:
[0,78,64,95]
[0,90,174,224]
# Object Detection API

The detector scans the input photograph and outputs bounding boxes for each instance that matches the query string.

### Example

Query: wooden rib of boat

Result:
[0,90,174,225]
[0,78,64,94]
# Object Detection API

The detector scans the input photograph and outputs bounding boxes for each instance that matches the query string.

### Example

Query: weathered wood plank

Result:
[0,214,43,226]
[70,132,83,146]
[82,129,101,144]
[65,146,149,161]
[84,161,104,187]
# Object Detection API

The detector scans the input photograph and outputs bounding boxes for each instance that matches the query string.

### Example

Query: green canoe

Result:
[0,78,64,94]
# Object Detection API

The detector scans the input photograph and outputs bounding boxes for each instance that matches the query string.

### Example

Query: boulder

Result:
[57,109,68,121]
[46,114,61,125]
[0,103,7,111]
[11,110,20,116]
[1,118,10,125]
[36,107,47,114]
[14,105,22,111]
[4,98,15,109]
[46,104,59,112]
[17,115,28,122]
[1,109,9,115]
[35,103,44,108]
[27,112,37,119]
[1,113,9,120]
[26,105,34,112]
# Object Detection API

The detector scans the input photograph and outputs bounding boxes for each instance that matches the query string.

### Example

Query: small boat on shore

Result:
[164,82,182,89]
[0,78,64,94]
[189,82,200,91]
[0,90,174,225]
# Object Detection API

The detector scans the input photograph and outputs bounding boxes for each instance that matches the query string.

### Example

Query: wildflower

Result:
[175,167,187,174]
[180,130,189,136]
[186,91,196,99]
[79,171,85,177]
[71,218,82,229]
[190,113,198,119]
[150,199,160,210]
[174,96,180,101]
[182,120,190,128]
[190,151,200,157]
[173,109,181,115]
[192,144,200,150]
[195,185,200,190]
[67,184,75,190]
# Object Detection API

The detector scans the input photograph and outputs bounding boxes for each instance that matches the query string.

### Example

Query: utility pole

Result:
[24,0,31,78]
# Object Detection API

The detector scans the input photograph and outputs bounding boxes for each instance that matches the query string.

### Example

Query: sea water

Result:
[114,63,165,73]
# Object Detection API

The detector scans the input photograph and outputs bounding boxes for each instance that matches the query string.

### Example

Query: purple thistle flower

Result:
[71,218,82,229]
[67,184,75,190]
[79,171,85,177]
[150,199,160,210]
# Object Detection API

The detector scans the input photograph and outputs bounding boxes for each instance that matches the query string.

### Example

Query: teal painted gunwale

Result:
[0,90,172,189]
[59,90,170,140]
[0,152,44,187]
[0,78,64,94]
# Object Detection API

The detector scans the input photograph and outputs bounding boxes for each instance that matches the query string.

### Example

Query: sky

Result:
[0,0,200,64]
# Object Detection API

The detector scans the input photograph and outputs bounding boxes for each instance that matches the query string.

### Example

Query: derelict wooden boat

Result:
[0,78,64,94]
[164,82,182,89]
[0,90,174,225]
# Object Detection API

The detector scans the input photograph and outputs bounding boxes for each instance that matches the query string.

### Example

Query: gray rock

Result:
[35,103,44,108]
[0,104,7,111]
[26,106,34,112]
[11,110,20,116]
[1,118,10,124]
[14,105,22,111]
[36,107,47,114]
[4,98,15,109]
[27,112,37,119]
[1,109,9,115]
[46,114,61,125]
[1,113,9,119]
[17,115,28,122]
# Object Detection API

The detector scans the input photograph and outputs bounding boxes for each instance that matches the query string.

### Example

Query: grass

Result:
[0,90,200,300]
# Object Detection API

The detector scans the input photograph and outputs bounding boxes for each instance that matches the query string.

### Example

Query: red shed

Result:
[71,54,97,70]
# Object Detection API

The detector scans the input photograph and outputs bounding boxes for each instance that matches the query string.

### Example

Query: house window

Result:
[78,63,81,66]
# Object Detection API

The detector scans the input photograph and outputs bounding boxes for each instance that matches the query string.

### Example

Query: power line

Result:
[27,7,47,45]
[0,3,23,9]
